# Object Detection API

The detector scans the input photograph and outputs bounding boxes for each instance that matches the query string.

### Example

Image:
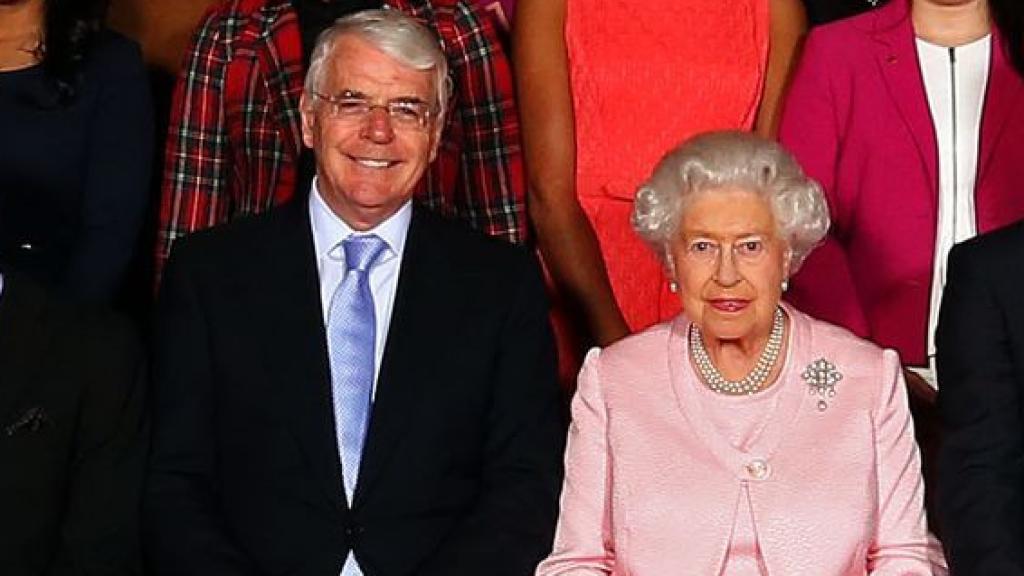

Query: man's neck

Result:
[912,0,991,47]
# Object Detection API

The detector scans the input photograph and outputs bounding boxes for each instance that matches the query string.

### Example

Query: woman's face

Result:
[670,187,789,343]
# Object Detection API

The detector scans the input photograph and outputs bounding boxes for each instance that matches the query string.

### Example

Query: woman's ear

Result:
[664,245,678,290]
[782,246,794,283]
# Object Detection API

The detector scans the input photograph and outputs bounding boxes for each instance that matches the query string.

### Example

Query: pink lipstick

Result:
[709,299,749,313]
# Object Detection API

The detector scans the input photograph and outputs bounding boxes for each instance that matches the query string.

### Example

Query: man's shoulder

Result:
[411,205,532,271]
[167,203,301,273]
[952,221,1024,278]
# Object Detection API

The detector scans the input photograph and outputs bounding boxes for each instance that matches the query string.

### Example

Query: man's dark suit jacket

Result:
[0,273,148,575]
[147,201,566,575]
[937,221,1024,575]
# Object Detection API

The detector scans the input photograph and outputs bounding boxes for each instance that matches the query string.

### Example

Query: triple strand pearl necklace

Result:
[689,307,786,396]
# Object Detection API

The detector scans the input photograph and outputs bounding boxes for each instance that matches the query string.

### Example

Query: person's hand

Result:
[903,369,937,405]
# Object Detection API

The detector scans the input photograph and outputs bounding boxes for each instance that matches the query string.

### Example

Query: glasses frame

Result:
[311,90,436,131]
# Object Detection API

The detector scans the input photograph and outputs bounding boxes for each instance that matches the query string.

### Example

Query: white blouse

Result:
[915,34,991,385]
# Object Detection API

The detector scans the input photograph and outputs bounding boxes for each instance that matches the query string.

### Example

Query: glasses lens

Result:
[388,102,429,128]
[318,93,431,130]
[332,98,370,118]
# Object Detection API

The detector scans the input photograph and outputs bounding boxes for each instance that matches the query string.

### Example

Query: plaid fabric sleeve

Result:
[438,2,528,244]
[156,8,234,278]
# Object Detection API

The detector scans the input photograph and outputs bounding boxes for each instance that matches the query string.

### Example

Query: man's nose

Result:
[361,106,395,143]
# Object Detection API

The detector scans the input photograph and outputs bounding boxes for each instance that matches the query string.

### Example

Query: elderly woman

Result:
[536,132,944,575]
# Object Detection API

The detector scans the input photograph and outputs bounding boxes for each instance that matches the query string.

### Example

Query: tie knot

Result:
[340,234,387,272]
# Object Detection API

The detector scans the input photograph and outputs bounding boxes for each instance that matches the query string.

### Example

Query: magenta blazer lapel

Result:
[871,0,939,211]
[978,27,1024,187]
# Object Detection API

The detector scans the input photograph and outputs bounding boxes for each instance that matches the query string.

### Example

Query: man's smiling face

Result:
[301,34,440,230]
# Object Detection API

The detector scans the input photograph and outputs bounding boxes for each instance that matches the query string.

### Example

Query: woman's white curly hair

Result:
[631,131,830,274]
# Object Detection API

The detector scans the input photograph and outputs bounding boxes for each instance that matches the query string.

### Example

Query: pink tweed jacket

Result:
[538,305,944,575]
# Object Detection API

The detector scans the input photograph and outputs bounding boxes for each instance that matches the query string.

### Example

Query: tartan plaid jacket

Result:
[158,0,526,272]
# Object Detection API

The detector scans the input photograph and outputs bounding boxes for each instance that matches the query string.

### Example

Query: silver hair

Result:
[304,9,452,117]
[632,131,830,274]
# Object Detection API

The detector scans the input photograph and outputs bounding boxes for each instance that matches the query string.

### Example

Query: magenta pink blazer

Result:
[538,306,943,574]
[778,0,1024,366]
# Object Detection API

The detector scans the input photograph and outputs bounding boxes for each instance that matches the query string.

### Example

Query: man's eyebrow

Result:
[389,96,430,105]
[336,89,429,105]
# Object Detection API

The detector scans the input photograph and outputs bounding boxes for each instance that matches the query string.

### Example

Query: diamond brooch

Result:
[802,358,843,411]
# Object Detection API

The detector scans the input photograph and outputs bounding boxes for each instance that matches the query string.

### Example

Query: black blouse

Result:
[0,30,153,303]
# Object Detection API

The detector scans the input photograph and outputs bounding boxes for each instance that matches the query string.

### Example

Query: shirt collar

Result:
[308,177,412,265]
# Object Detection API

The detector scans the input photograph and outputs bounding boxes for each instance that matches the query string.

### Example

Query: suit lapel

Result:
[258,202,347,509]
[0,275,52,424]
[977,28,1024,187]
[873,0,939,207]
[353,207,441,506]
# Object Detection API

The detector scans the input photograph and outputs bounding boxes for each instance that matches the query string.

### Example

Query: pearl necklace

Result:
[689,307,786,396]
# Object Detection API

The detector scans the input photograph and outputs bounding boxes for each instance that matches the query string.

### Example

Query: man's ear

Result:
[300,93,316,149]
[428,113,444,163]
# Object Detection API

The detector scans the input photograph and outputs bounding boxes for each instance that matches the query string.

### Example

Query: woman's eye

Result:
[691,241,713,252]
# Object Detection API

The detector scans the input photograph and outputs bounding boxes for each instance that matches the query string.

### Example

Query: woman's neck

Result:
[703,316,788,385]
[705,335,771,381]
[913,0,991,47]
[0,0,44,71]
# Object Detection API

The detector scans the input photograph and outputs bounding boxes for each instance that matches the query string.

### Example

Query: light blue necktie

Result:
[327,234,387,502]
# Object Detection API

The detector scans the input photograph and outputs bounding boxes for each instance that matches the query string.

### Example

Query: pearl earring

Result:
[669,280,679,293]
[781,279,789,292]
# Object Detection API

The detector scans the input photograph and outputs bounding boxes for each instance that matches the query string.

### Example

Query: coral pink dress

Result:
[567,0,769,331]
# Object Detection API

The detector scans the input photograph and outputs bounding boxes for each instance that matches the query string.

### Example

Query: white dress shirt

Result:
[915,34,990,386]
[308,180,411,576]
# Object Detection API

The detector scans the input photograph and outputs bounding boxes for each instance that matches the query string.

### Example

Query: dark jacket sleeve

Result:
[63,33,154,302]
[937,241,1024,575]
[47,314,149,575]
[416,252,566,576]
[145,242,261,576]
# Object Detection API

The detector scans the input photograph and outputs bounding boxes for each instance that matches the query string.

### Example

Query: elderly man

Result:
[146,10,564,576]
[937,221,1024,574]
[156,0,525,281]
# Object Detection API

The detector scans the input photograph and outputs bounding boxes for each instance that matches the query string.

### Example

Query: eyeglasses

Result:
[312,91,435,130]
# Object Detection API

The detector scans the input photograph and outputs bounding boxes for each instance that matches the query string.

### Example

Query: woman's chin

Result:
[700,317,757,342]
